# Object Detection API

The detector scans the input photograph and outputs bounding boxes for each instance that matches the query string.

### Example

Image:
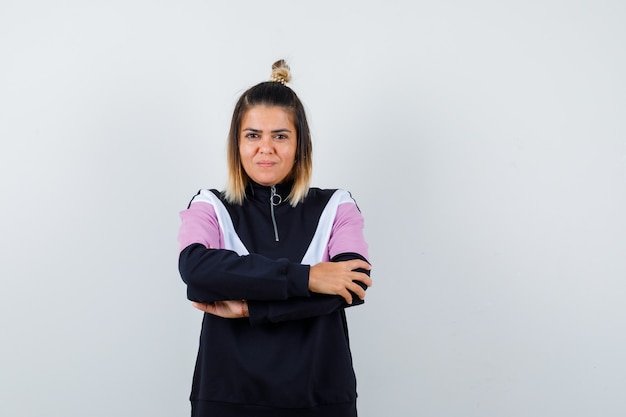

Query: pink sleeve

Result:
[327,202,369,261]
[178,201,224,252]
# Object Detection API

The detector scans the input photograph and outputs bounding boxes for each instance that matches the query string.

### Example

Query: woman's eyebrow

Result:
[241,128,293,134]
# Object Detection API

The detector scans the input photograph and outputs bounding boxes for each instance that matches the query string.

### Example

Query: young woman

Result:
[178,60,372,417]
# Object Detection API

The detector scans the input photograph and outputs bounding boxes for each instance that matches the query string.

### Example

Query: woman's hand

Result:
[309,259,372,304]
[192,300,248,319]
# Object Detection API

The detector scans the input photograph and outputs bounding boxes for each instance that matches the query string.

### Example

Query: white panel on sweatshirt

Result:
[301,190,355,265]
[193,190,249,256]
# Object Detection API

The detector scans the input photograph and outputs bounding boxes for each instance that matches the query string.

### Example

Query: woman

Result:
[178,60,372,417]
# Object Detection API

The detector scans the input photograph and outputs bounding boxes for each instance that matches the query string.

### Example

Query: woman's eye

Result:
[274,134,287,140]
[245,133,259,139]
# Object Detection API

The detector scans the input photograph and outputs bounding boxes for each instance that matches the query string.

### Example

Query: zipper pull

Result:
[270,186,282,241]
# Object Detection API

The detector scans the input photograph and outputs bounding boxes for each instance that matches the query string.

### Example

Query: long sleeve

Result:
[179,244,311,303]
[247,252,370,325]
[178,199,310,303]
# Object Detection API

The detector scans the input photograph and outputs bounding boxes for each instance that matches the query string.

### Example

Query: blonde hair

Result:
[224,60,312,207]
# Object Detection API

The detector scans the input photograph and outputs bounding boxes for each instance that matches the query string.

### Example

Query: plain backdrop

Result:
[1,1,625,416]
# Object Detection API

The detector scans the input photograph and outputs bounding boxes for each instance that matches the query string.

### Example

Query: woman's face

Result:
[239,106,297,186]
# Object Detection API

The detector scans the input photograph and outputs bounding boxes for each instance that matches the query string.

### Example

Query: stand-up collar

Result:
[247,180,293,204]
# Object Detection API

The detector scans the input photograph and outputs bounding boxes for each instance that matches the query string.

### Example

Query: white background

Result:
[1,1,625,416]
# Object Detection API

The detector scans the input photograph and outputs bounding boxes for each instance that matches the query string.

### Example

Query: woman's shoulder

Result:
[304,188,357,206]
[306,186,336,196]
[186,188,225,207]
[308,187,354,197]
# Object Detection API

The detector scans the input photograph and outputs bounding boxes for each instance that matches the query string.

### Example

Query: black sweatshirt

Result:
[178,181,370,416]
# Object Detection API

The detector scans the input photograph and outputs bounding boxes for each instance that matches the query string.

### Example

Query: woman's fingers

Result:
[340,280,368,304]
[340,288,353,305]
[345,259,371,272]
[192,302,207,311]
[192,302,214,316]
[350,270,373,288]
[309,259,372,302]
[191,300,243,318]
[350,281,367,300]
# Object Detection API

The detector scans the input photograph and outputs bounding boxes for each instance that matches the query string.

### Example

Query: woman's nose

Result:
[258,136,274,153]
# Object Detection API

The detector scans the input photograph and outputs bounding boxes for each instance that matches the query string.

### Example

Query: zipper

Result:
[270,186,282,241]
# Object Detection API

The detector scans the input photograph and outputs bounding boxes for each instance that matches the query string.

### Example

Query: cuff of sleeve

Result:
[286,263,311,298]
[247,301,270,326]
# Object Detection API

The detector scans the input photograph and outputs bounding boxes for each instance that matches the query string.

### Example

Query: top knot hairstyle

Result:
[269,59,292,85]
[224,60,313,206]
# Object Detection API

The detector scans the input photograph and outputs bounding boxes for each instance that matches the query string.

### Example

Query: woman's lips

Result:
[257,161,277,167]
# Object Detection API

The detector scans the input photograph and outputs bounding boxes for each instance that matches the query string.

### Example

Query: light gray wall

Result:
[1,1,625,416]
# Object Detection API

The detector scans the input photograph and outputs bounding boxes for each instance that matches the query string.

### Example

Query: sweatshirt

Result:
[178,181,370,417]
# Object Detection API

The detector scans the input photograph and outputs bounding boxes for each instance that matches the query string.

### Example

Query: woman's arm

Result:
[197,199,372,324]
[178,199,311,302]
[193,250,372,325]
[244,252,371,325]
[191,252,371,321]
[179,243,312,303]
[180,193,372,322]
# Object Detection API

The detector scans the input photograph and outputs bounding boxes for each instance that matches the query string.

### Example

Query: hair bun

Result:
[270,59,291,85]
